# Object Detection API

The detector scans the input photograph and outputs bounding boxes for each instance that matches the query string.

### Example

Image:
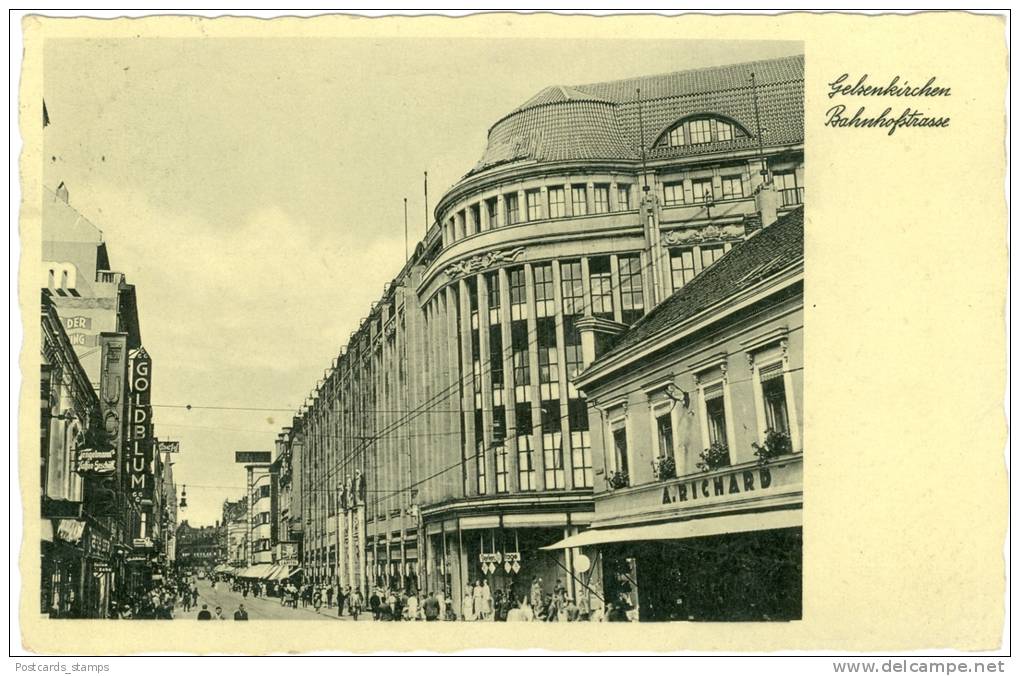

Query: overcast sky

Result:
[42,36,802,526]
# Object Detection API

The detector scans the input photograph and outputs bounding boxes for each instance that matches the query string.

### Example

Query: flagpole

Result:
[424,171,429,234]
[403,197,409,263]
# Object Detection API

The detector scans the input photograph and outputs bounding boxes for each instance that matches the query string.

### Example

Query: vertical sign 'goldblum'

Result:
[128,347,153,501]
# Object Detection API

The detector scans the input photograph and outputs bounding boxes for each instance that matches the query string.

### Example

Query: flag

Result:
[43,99,50,128]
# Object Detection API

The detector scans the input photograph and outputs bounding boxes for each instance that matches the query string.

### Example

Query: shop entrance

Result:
[603,526,802,622]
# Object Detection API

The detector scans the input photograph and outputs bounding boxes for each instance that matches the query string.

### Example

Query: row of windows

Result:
[444,182,634,243]
[611,359,795,487]
[474,395,593,494]
[663,175,744,206]
[669,244,726,291]
[486,256,645,324]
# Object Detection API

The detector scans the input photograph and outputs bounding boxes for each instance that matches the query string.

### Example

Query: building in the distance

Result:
[175,521,225,573]
[287,54,804,614]
[221,497,249,570]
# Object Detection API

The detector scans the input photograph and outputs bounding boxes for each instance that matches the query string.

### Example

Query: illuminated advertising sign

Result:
[98,333,128,482]
[157,440,180,454]
[127,347,154,502]
[235,451,272,465]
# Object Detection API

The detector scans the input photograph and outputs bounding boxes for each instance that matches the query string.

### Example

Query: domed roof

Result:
[512,85,612,113]
[464,54,804,178]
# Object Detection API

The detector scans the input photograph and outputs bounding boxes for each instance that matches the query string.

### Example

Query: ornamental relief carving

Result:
[661,223,744,246]
[445,246,525,279]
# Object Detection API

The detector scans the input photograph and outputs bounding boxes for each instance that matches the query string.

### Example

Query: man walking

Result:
[422,592,440,622]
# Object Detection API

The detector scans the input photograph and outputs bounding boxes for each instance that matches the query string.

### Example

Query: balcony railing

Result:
[779,187,804,207]
[95,270,124,285]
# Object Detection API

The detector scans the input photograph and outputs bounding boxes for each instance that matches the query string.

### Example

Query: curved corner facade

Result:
[282,54,805,612]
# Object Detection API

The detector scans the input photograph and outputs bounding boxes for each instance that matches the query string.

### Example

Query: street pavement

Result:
[179,580,357,621]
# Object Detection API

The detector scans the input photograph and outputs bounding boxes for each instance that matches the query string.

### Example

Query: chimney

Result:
[55,182,69,204]
[754,181,779,228]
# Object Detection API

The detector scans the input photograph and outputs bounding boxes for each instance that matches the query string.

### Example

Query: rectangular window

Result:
[486,271,501,312]
[704,384,729,449]
[592,185,610,214]
[656,413,674,458]
[533,263,554,317]
[588,256,614,319]
[526,189,542,221]
[548,187,566,218]
[563,316,584,383]
[470,204,482,233]
[511,321,530,387]
[489,325,504,389]
[668,126,686,147]
[508,266,526,320]
[476,438,487,495]
[617,184,631,210]
[670,248,697,291]
[560,260,584,316]
[569,399,592,488]
[492,404,506,441]
[701,244,725,269]
[689,119,713,144]
[691,178,714,203]
[612,427,629,477]
[571,185,588,216]
[618,254,644,325]
[486,198,498,226]
[570,431,592,488]
[720,175,744,199]
[505,193,520,225]
[494,443,508,493]
[542,401,564,489]
[716,120,734,141]
[663,181,685,206]
[517,435,536,491]
[774,171,803,206]
[760,362,791,434]
[537,319,558,385]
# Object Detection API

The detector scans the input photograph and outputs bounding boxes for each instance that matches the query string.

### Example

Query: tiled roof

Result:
[468,54,803,176]
[596,206,804,363]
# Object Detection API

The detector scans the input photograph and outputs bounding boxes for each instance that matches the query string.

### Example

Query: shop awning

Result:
[238,563,275,578]
[540,509,802,550]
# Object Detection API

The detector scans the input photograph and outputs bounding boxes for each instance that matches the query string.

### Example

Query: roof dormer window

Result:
[659,115,748,148]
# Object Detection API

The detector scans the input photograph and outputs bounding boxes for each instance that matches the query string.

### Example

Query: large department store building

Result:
[286,54,804,613]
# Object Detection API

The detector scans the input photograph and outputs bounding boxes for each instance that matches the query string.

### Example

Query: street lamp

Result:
[179,485,188,510]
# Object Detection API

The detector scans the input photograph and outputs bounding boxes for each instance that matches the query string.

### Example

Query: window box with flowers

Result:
[696,442,731,472]
[652,454,676,481]
[607,470,630,490]
[751,428,793,465]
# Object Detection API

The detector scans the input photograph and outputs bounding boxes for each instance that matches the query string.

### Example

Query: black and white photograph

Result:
[14,9,1008,662]
[36,32,804,626]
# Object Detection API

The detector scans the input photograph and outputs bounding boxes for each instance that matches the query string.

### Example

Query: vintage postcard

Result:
[15,11,1008,655]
